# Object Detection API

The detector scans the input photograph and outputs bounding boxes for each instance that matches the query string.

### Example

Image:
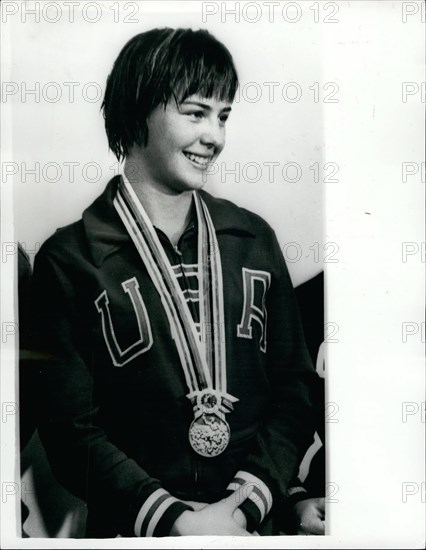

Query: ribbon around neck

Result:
[114,175,238,419]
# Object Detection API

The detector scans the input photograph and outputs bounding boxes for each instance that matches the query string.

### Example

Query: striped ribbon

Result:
[114,175,238,418]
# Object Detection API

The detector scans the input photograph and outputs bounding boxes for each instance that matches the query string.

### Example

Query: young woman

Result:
[31,28,318,537]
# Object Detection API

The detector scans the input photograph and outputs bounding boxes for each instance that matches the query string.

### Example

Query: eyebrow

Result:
[181,100,232,113]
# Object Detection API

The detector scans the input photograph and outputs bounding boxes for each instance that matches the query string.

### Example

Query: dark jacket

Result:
[31,176,317,537]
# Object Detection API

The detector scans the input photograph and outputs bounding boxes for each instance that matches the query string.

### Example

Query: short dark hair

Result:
[101,28,239,161]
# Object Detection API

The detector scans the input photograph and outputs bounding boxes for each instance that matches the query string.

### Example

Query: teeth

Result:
[184,152,211,166]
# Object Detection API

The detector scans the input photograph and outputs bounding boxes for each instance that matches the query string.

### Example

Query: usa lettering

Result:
[95,277,153,366]
[237,268,271,353]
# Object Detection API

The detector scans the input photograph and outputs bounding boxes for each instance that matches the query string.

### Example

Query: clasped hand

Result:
[170,484,255,536]
[295,497,325,535]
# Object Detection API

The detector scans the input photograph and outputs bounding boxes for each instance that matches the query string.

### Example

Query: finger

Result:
[316,497,325,513]
[232,507,247,529]
[309,520,325,535]
[301,517,325,536]
[222,483,254,512]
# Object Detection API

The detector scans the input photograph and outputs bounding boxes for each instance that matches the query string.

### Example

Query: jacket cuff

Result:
[226,470,273,531]
[286,485,310,506]
[134,488,193,537]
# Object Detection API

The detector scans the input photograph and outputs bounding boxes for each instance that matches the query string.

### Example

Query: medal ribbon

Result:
[114,175,238,418]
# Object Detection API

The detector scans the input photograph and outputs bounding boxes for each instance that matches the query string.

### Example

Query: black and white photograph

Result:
[1,1,424,548]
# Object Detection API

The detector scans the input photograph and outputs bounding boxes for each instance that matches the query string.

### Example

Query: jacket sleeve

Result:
[31,247,192,537]
[225,229,318,531]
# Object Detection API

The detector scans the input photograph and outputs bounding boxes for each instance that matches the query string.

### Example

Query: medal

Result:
[187,389,233,457]
[188,414,230,458]
[115,176,238,458]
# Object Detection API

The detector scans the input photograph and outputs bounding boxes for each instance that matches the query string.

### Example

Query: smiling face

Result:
[134,94,231,194]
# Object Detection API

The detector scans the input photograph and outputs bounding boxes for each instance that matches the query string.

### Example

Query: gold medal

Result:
[187,390,236,457]
[188,413,230,458]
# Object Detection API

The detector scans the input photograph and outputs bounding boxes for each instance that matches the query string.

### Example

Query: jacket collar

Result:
[83,176,256,267]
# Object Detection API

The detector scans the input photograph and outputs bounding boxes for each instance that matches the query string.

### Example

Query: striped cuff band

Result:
[134,488,183,537]
[227,470,273,523]
[287,486,308,497]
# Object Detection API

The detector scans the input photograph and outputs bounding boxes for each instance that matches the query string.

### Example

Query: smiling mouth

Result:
[183,151,213,167]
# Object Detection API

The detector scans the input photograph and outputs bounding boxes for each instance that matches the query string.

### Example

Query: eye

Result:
[219,113,230,125]
[187,110,204,120]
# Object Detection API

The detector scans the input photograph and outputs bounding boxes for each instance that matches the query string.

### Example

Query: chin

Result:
[189,178,208,190]
[175,176,208,193]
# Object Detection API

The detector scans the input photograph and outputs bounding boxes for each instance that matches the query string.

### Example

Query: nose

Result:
[200,119,225,152]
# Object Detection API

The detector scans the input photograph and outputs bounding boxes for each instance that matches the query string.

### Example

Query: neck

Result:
[123,159,194,247]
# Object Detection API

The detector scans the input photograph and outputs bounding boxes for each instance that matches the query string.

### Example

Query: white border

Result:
[1,1,425,548]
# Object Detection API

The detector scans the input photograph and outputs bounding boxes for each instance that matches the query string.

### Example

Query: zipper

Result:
[171,231,199,495]
[190,455,199,499]
[194,459,198,487]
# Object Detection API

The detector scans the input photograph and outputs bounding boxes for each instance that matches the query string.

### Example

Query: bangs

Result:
[154,32,238,105]
[134,28,238,109]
